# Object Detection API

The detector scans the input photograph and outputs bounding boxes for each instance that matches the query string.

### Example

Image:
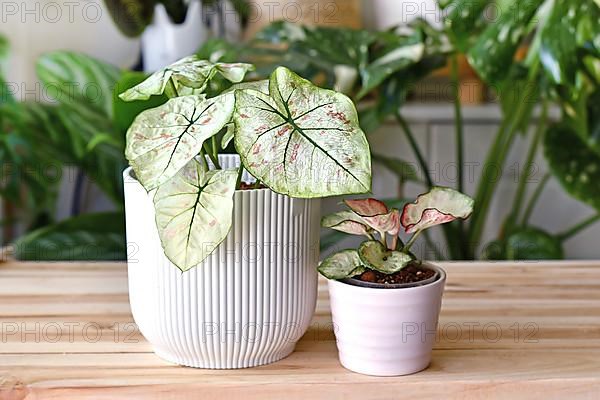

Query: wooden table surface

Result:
[1,260,600,399]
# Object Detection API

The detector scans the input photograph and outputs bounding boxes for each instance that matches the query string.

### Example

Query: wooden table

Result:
[1,261,600,399]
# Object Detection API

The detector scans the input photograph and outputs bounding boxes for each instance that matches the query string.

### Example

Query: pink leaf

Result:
[344,198,388,217]
[401,187,474,234]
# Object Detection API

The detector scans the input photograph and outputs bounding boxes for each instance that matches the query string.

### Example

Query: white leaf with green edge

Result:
[224,80,269,94]
[358,240,412,274]
[125,93,234,191]
[233,67,371,198]
[318,249,364,279]
[401,187,474,234]
[119,56,254,101]
[321,210,371,237]
[154,159,238,271]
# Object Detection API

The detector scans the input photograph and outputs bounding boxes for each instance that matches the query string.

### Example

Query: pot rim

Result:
[123,166,273,193]
[330,262,446,291]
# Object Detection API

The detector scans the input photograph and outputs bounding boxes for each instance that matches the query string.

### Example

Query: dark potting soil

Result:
[238,182,268,190]
[356,264,435,285]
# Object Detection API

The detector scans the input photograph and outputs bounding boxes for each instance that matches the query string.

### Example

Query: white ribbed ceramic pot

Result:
[327,264,446,376]
[123,155,320,368]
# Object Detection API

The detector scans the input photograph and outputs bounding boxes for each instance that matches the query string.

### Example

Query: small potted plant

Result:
[320,187,473,376]
[120,56,371,368]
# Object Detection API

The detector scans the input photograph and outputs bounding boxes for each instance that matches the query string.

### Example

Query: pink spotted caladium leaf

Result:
[321,210,372,237]
[232,67,371,198]
[344,198,402,236]
[153,158,238,272]
[401,187,474,234]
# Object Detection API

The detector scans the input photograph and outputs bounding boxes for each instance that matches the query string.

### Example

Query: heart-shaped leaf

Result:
[318,249,365,280]
[125,94,235,191]
[344,198,401,236]
[321,210,371,237]
[119,56,254,101]
[358,240,412,274]
[401,187,474,234]
[544,124,600,211]
[154,159,238,272]
[233,66,371,198]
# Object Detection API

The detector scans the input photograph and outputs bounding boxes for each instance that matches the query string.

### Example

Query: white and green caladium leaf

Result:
[233,67,371,198]
[154,159,238,272]
[318,249,365,280]
[126,93,235,191]
[358,240,412,274]
[119,56,254,101]
[321,210,372,237]
[401,187,474,234]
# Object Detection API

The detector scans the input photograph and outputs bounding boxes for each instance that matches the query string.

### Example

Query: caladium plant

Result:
[319,187,473,280]
[121,56,372,271]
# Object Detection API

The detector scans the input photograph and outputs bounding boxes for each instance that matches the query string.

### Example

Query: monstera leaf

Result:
[233,67,371,198]
[318,249,366,280]
[153,159,238,271]
[401,187,474,233]
[545,124,600,212]
[358,240,412,274]
[125,93,235,191]
[120,56,254,101]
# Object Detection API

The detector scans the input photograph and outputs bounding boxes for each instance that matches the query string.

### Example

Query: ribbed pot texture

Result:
[327,264,446,376]
[123,155,320,368]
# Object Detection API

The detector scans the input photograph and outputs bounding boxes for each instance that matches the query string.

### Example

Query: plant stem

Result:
[558,214,600,241]
[451,54,467,258]
[507,100,547,226]
[451,54,464,194]
[199,148,210,170]
[211,136,220,163]
[253,179,261,189]
[467,61,540,255]
[235,165,244,190]
[402,230,422,253]
[203,143,221,169]
[395,110,433,187]
[521,173,550,225]
[391,234,399,251]
[165,77,180,98]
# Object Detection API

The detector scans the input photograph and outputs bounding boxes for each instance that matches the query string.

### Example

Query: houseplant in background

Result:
[205,0,600,260]
[319,188,473,376]
[120,56,371,368]
[103,0,249,71]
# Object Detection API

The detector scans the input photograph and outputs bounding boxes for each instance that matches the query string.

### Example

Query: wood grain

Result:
[1,261,600,399]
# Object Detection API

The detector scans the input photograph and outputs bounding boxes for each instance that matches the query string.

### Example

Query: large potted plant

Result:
[120,56,371,368]
[320,188,473,376]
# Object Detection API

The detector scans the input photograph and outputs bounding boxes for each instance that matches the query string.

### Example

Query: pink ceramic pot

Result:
[327,263,446,376]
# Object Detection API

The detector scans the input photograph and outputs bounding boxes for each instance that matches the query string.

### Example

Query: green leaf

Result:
[103,0,156,38]
[358,240,412,274]
[125,93,235,191]
[36,51,121,117]
[539,0,600,86]
[544,124,600,211]
[467,0,543,85]
[221,123,235,149]
[505,227,564,260]
[153,159,238,271]
[113,71,169,133]
[443,0,491,52]
[119,56,254,101]
[233,67,371,198]
[318,249,364,279]
[14,212,126,261]
[401,187,474,233]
